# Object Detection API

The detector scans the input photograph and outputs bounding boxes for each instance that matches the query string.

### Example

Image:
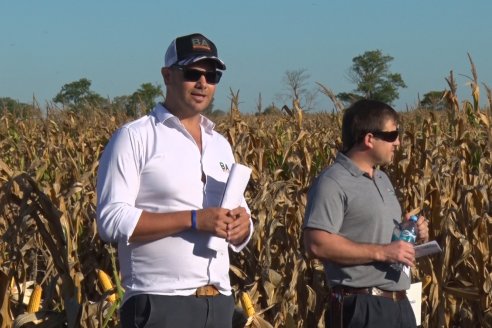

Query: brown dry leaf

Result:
[230,265,248,281]
[444,285,480,301]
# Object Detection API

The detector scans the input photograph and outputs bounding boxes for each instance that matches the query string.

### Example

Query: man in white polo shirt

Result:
[96,33,253,327]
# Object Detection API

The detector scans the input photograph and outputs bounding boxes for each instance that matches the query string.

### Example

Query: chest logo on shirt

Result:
[219,162,230,172]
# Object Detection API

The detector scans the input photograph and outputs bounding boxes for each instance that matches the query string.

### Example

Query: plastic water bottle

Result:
[391,215,418,272]
[399,215,418,243]
[391,219,402,242]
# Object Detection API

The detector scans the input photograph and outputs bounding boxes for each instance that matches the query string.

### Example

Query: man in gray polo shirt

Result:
[303,99,429,328]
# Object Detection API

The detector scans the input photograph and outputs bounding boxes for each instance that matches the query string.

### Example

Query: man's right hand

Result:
[382,240,416,267]
[196,208,235,238]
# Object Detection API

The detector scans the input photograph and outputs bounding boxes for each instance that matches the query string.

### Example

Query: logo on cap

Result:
[191,37,212,52]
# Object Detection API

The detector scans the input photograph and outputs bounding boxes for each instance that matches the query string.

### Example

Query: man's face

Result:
[370,118,400,165]
[166,60,219,115]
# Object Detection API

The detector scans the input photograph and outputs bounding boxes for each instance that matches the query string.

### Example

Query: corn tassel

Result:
[27,285,42,313]
[240,291,255,317]
[97,269,117,303]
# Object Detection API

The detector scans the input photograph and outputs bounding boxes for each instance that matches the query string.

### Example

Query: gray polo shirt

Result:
[303,152,410,291]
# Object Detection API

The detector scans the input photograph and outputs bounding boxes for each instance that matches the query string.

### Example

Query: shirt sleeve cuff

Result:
[120,208,143,245]
[229,218,254,252]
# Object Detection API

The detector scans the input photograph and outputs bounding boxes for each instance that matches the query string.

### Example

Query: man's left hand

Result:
[225,207,251,245]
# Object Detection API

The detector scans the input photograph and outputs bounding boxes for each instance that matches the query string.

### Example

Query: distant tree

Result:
[127,83,163,116]
[0,97,39,118]
[53,78,106,109]
[111,95,131,114]
[420,90,446,110]
[262,104,282,116]
[278,69,317,110]
[336,92,363,104]
[1,97,25,112]
[208,109,226,117]
[338,50,406,105]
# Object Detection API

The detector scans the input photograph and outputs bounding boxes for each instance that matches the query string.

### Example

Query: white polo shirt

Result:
[96,103,252,304]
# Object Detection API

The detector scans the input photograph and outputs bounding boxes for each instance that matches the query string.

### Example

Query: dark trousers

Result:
[327,294,417,328]
[120,293,234,328]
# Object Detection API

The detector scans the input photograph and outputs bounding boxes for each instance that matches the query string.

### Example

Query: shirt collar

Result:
[335,152,380,178]
[152,103,215,135]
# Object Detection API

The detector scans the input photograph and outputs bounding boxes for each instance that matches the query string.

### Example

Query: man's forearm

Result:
[129,210,193,242]
[304,229,384,265]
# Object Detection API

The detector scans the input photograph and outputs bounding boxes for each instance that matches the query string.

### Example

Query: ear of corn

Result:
[240,291,255,317]
[27,285,42,313]
[97,269,117,303]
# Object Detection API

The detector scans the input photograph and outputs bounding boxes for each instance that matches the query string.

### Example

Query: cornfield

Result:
[1,69,491,327]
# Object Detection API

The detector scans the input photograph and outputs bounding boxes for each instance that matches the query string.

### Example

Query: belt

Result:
[332,285,407,301]
[195,285,220,297]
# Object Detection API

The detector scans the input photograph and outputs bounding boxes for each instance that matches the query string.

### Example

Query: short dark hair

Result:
[341,99,399,152]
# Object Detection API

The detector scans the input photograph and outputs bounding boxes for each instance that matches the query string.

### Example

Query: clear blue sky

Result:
[1,0,490,113]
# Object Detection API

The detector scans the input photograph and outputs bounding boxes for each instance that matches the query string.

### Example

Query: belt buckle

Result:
[389,290,396,301]
[393,291,398,301]
[196,285,219,297]
[371,287,383,297]
[372,287,398,301]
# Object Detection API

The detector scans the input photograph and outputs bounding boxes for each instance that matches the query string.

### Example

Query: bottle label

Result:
[400,230,416,243]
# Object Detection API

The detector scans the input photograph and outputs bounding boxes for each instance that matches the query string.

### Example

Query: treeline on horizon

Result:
[4,50,490,118]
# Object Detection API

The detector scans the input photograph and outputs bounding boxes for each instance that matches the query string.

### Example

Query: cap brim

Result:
[178,55,226,70]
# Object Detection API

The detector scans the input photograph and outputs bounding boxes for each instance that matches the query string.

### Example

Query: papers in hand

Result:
[207,163,252,251]
[220,163,252,210]
[415,240,442,258]
[399,240,442,277]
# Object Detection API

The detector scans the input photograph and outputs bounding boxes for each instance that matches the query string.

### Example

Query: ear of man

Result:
[362,133,376,150]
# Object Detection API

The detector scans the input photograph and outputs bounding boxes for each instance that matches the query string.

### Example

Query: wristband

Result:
[191,210,197,230]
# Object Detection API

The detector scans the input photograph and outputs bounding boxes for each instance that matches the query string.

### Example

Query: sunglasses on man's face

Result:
[173,66,222,84]
[370,129,399,142]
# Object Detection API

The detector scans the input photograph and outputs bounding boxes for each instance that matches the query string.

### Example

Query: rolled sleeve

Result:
[97,203,142,244]
[229,218,254,252]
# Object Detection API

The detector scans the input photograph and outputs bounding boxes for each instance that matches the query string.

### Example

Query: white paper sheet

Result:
[402,240,442,277]
[415,240,442,258]
[207,163,252,251]
[407,282,422,326]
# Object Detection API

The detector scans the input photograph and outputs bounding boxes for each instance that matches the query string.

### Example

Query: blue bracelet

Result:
[191,210,197,230]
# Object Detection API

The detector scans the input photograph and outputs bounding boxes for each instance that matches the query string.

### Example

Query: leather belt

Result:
[332,285,407,301]
[195,285,220,297]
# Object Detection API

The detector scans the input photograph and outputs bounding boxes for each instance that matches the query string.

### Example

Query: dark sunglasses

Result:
[173,66,222,84]
[370,129,399,142]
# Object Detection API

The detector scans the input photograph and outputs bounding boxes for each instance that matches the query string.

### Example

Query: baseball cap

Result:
[164,33,226,70]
